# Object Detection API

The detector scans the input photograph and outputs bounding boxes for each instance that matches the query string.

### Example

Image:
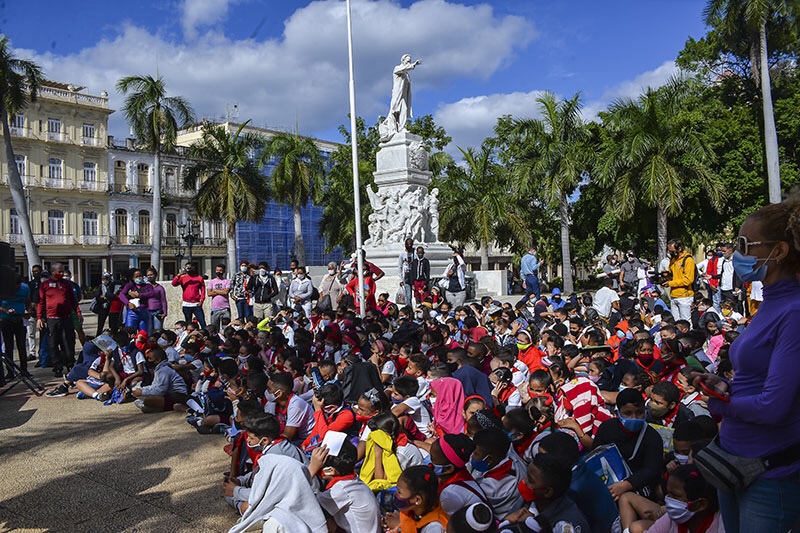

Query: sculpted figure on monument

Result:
[380,54,421,142]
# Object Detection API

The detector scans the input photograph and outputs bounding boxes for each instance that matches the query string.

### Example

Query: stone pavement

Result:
[0,368,233,532]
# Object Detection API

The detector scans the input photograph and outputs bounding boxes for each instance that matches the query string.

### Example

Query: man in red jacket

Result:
[172,262,206,329]
[37,263,81,377]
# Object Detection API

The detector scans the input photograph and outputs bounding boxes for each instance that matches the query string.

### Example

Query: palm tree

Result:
[183,121,270,269]
[260,132,324,267]
[704,0,789,203]
[599,80,725,263]
[116,75,194,271]
[0,36,42,267]
[437,144,530,270]
[508,92,591,294]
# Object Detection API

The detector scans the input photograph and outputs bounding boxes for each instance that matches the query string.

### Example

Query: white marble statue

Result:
[380,54,421,142]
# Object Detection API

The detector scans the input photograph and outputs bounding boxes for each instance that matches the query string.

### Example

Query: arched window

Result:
[115,209,127,238]
[138,210,150,240]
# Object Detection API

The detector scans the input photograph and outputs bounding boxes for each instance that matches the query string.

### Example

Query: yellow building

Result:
[0,80,112,287]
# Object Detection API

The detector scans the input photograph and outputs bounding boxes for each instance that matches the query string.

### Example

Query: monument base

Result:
[363,242,453,299]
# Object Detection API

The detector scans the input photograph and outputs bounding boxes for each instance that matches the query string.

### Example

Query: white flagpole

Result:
[346,0,366,318]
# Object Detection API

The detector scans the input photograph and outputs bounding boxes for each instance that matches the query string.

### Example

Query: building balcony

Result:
[110,235,150,246]
[46,131,68,143]
[5,233,23,244]
[39,85,110,109]
[79,180,107,192]
[163,186,194,198]
[10,126,31,138]
[81,136,102,147]
[1,174,36,187]
[199,237,227,247]
[109,182,152,195]
[40,177,68,189]
[34,234,74,245]
[80,234,108,246]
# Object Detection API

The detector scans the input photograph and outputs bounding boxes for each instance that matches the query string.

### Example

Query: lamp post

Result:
[179,220,200,266]
[173,240,185,275]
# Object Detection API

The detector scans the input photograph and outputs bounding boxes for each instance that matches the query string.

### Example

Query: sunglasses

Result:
[736,235,779,256]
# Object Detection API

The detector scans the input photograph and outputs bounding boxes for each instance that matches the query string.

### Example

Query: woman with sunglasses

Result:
[693,191,800,531]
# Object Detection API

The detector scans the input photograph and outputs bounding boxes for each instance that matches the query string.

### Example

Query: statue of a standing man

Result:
[382,54,421,140]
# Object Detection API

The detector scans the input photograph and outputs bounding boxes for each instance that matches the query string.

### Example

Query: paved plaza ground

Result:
[0,310,234,532]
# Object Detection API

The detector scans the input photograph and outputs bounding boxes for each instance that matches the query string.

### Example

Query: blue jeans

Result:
[718,475,800,532]
[235,299,251,320]
[182,305,206,329]
[124,308,151,332]
[150,309,164,332]
[38,328,50,367]
[521,274,540,303]
[712,287,722,312]
[403,283,413,306]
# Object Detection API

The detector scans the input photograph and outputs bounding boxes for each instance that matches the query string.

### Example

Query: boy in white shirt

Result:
[390,374,433,438]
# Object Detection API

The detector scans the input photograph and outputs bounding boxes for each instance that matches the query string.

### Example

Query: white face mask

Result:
[264,391,276,402]
[328,269,335,275]
[298,274,305,280]
[157,337,170,347]
[240,265,248,272]
[664,496,695,524]
[258,268,267,276]
[673,453,690,465]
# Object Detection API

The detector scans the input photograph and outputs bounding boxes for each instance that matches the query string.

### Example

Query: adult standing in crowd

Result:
[37,263,80,378]
[619,250,642,291]
[172,262,206,329]
[412,246,430,305]
[118,268,153,332]
[289,266,314,318]
[399,238,415,307]
[443,248,467,307]
[718,242,741,312]
[145,267,168,332]
[664,239,695,321]
[207,264,231,330]
[520,245,543,303]
[318,262,344,311]
[694,192,800,531]
[231,260,252,320]
[247,262,278,320]
[0,275,31,382]
[94,271,115,336]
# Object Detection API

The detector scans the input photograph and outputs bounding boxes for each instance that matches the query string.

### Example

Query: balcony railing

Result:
[5,233,23,244]
[39,86,109,109]
[41,177,68,189]
[46,131,67,143]
[79,180,106,191]
[109,183,152,194]
[200,237,227,247]
[34,234,73,245]
[1,174,35,187]
[81,136,101,147]
[80,234,108,245]
[10,126,30,138]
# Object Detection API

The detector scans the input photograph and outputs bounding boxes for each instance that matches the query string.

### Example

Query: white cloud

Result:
[17,0,534,144]
[181,0,235,41]
[434,90,548,154]
[436,60,680,159]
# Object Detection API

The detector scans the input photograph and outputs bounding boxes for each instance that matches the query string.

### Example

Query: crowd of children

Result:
[41,280,758,533]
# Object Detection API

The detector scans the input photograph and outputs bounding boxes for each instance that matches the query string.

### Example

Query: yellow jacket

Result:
[668,251,696,299]
[359,429,402,492]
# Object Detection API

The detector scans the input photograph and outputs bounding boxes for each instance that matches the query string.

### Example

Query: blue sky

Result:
[1,0,708,153]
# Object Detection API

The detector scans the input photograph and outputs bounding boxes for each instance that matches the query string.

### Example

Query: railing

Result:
[163,186,194,197]
[79,180,106,191]
[80,234,108,245]
[39,86,109,108]
[1,174,35,187]
[200,237,227,247]
[34,234,73,245]
[5,233,23,244]
[82,136,101,147]
[10,126,29,138]
[46,131,67,143]
[110,235,130,245]
[41,177,68,189]
[109,182,152,194]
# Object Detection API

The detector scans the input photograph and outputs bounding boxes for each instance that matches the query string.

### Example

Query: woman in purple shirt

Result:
[694,192,800,531]
[145,266,168,332]
[118,268,154,333]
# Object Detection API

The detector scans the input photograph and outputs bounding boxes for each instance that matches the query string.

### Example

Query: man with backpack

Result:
[663,239,696,321]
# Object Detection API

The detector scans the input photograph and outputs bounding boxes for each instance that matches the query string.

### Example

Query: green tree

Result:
[504,92,591,294]
[260,132,325,266]
[436,144,530,270]
[183,121,270,269]
[703,0,798,203]
[599,80,725,263]
[117,74,194,272]
[0,36,42,267]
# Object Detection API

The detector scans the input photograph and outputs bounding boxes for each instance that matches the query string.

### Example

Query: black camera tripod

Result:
[0,354,45,397]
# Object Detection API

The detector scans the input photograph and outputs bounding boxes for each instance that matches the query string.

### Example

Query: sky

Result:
[0,0,708,156]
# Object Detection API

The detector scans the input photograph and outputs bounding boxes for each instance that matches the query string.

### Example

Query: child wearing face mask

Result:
[383,466,449,533]
[428,434,488,515]
[302,383,358,452]
[468,428,526,517]
[636,465,723,533]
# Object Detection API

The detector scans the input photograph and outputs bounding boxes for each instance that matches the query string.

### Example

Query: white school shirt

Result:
[440,479,487,516]
[120,349,146,374]
[317,477,381,533]
[402,396,432,438]
[265,394,316,440]
[472,455,526,517]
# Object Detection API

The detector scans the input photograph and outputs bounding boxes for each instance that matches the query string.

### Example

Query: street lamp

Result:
[172,239,185,273]
[178,220,200,266]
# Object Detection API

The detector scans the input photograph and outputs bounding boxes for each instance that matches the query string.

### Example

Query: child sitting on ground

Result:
[132,347,190,413]
[383,465,449,532]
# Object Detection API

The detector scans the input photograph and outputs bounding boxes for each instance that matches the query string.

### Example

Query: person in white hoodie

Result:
[228,453,325,533]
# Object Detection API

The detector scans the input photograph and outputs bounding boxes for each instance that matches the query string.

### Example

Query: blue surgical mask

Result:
[391,397,403,405]
[432,463,448,476]
[470,456,491,473]
[616,330,625,339]
[732,250,773,283]
[618,414,646,432]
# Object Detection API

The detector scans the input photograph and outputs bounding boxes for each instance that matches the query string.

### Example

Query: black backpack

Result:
[681,256,703,292]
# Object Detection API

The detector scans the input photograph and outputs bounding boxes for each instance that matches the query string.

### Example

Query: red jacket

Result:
[38,279,80,319]
[172,274,205,304]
